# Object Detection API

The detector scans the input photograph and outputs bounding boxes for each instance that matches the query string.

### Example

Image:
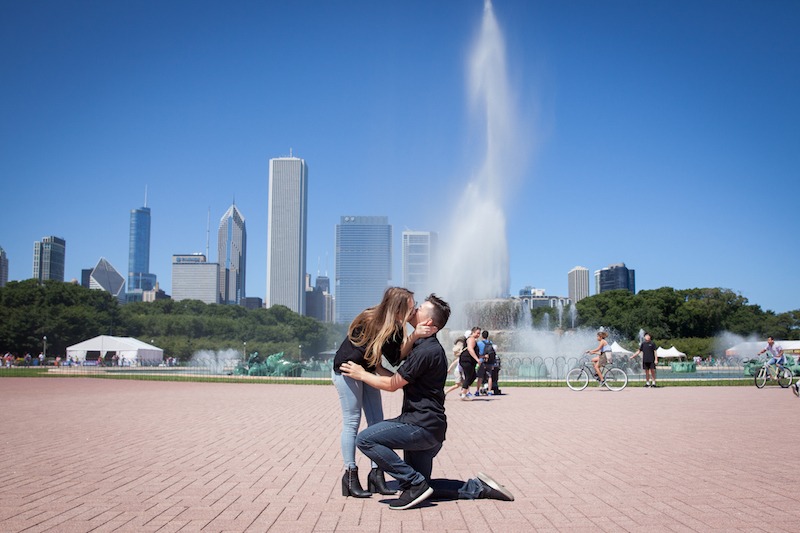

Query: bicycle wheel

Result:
[778,367,794,388]
[602,367,627,391]
[566,368,589,391]
[754,367,767,389]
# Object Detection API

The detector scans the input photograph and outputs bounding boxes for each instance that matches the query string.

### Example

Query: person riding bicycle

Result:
[586,331,611,386]
[758,336,785,380]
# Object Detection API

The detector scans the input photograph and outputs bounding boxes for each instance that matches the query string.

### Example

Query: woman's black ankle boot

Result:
[367,467,397,495]
[341,467,371,498]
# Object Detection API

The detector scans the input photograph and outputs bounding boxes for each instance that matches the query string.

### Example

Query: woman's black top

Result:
[459,338,477,367]
[333,327,404,374]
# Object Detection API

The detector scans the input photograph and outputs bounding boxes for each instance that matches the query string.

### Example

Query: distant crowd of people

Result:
[448,327,502,400]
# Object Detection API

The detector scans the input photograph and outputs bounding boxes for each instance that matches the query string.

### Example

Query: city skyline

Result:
[1,2,798,313]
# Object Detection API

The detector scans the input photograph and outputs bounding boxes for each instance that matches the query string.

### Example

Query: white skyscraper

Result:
[402,230,437,299]
[266,156,308,314]
[568,266,590,303]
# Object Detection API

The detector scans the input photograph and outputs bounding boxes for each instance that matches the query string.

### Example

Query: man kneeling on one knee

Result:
[340,294,514,510]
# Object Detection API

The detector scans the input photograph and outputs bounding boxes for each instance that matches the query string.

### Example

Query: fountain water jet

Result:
[435,0,521,326]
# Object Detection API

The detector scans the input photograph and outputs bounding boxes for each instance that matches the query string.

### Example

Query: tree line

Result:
[531,287,799,356]
[0,280,345,360]
[2,280,796,361]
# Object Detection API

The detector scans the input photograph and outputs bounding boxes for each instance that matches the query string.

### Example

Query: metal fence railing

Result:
[0,355,754,386]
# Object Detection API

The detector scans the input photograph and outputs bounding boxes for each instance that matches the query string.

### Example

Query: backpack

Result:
[483,340,496,359]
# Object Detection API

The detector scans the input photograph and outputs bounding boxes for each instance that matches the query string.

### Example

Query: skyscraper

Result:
[568,266,590,303]
[80,268,92,289]
[594,263,636,294]
[172,254,219,304]
[306,274,334,323]
[218,204,247,305]
[402,230,438,299]
[266,156,308,314]
[89,258,126,302]
[128,205,157,294]
[33,236,66,282]
[335,216,392,325]
[0,246,8,287]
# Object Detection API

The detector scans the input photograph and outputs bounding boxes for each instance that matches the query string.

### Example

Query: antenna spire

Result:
[205,207,210,259]
[144,185,148,208]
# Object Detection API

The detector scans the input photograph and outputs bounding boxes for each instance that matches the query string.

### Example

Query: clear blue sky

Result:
[2,0,798,313]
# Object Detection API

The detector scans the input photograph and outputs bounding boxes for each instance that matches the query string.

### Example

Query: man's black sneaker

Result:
[793,383,800,397]
[476,472,514,501]
[651,383,659,388]
[389,481,433,510]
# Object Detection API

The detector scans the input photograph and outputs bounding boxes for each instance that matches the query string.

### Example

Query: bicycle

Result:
[566,359,628,391]
[754,358,793,389]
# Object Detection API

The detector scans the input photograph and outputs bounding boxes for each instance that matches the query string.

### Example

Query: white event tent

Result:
[66,336,163,365]
[610,341,633,355]
[656,346,686,360]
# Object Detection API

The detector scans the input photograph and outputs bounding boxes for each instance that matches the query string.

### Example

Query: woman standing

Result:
[333,287,436,497]
[586,331,612,386]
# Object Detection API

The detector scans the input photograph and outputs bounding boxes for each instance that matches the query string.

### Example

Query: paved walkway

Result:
[0,377,798,532]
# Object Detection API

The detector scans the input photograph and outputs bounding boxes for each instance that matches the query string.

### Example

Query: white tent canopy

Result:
[657,346,686,359]
[66,335,163,365]
[610,341,633,355]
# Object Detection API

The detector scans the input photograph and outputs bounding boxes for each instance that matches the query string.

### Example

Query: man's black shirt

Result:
[395,335,448,442]
[640,341,657,363]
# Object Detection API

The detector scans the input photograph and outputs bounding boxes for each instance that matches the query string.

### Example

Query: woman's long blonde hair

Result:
[348,287,415,368]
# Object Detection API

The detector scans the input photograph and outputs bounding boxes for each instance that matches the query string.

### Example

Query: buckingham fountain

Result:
[429,1,624,380]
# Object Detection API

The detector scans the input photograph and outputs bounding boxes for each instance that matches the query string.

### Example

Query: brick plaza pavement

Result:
[1,377,798,532]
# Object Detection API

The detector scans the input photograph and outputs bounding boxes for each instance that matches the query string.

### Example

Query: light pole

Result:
[43,336,47,358]
[243,341,247,359]
[298,344,302,361]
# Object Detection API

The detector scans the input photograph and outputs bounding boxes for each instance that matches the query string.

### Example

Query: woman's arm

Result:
[399,319,438,359]
[467,338,481,364]
[587,341,603,355]
[340,361,408,392]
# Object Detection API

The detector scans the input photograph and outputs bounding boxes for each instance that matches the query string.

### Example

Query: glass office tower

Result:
[128,206,156,292]
[218,204,247,305]
[335,216,392,325]
[402,230,437,299]
[33,236,66,282]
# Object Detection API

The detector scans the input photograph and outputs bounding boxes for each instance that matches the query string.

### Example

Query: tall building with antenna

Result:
[218,203,247,305]
[266,154,308,314]
[127,188,156,300]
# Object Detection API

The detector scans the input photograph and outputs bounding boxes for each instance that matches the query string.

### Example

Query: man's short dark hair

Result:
[425,294,451,329]
[481,330,489,339]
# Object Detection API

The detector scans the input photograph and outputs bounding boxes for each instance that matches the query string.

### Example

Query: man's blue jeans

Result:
[356,419,442,489]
